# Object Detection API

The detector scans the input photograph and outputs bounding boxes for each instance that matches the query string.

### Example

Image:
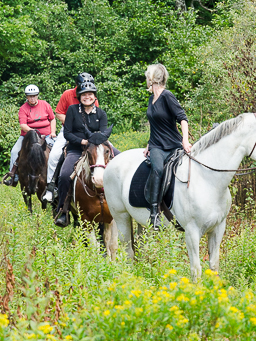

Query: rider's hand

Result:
[81,139,88,145]
[183,139,192,153]
[143,144,149,157]
[50,133,56,138]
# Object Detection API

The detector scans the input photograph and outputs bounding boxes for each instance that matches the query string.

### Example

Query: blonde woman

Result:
[144,64,192,229]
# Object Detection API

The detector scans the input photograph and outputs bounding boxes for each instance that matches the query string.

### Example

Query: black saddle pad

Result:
[129,160,175,209]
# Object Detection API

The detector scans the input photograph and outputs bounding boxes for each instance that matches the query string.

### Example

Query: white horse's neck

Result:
[189,113,256,189]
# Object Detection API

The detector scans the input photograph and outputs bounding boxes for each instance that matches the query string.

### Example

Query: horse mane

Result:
[191,114,244,156]
[22,130,46,172]
[75,153,91,182]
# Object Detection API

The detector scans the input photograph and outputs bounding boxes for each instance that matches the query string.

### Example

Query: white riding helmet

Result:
[25,84,39,96]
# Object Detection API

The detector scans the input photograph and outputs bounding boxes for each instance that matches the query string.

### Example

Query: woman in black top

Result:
[56,81,118,226]
[143,64,192,230]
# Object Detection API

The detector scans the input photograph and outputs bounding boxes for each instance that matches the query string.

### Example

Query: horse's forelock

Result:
[192,114,244,156]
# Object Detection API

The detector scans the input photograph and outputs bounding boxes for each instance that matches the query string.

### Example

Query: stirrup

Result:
[2,173,18,187]
[150,213,162,231]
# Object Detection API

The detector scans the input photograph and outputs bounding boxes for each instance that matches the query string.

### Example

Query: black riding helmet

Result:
[76,82,97,100]
[75,72,94,86]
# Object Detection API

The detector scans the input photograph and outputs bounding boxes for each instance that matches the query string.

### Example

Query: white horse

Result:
[103,113,256,280]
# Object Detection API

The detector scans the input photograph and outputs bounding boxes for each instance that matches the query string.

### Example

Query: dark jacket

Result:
[64,104,108,152]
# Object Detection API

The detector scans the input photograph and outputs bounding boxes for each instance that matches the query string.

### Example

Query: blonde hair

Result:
[145,64,169,89]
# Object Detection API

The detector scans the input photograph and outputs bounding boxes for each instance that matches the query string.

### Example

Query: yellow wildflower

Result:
[103,310,111,316]
[170,305,179,312]
[218,296,229,303]
[65,336,73,340]
[176,318,189,327]
[176,294,189,302]
[108,282,117,291]
[246,304,256,312]
[135,307,143,316]
[229,306,239,313]
[144,290,152,298]
[131,289,142,298]
[115,305,125,311]
[245,291,254,301]
[24,334,36,339]
[190,298,197,306]
[169,282,178,290]
[180,277,190,285]
[106,301,114,306]
[205,269,218,276]
[0,314,9,327]
[121,321,125,326]
[38,324,53,334]
[168,269,177,275]
[124,300,132,306]
[160,286,168,290]
[46,335,56,341]
[166,324,173,331]
[250,317,256,325]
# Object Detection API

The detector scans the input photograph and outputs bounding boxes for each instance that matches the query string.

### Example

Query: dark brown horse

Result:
[18,130,49,213]
[72,129,118,260]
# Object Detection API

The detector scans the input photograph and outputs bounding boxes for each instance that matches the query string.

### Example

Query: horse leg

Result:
[28,195,32,213]
[207,220,226,273]
[115,212,134,259]
[103,220,118,261]
[185,225,201,282]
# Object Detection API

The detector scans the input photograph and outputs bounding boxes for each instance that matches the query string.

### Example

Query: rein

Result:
[174,140,256,187]
[184,148,256,176]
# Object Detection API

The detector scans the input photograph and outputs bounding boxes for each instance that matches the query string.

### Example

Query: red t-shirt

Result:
[55,87,99,116]
[19,100,55,136]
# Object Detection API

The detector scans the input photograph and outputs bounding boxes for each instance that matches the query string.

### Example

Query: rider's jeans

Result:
[10,136,24,171]
[57,150,81,211]
[47,126,66,183]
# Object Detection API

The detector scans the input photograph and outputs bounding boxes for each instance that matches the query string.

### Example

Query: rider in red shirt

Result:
[3,84,56,186]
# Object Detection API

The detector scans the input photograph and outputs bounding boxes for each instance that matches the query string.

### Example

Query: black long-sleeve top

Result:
[64,104,108,152]
[147,89,188,151]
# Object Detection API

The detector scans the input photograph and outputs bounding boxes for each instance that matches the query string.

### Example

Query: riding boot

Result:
[55,209,69,227]
[3,161,19,187]
[149,171,162,231]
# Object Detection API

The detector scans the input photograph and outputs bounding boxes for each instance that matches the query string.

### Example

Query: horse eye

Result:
[105,150,109,154]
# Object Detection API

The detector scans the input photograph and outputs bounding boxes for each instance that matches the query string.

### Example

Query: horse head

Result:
[82,125,114,188]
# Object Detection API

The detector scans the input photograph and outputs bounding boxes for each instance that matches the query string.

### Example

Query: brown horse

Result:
[72,130,118,260]
[18,130,49,213]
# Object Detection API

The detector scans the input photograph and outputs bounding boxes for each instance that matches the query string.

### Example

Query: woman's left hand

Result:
[50,133,57,138]
[183,139,192,153]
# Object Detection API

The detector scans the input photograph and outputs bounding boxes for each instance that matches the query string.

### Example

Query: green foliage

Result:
[0,104,20,174]
[0,186,256,339]
[110,130,149,151]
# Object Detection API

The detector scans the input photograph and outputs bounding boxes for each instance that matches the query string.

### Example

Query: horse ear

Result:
[103,124,113,139]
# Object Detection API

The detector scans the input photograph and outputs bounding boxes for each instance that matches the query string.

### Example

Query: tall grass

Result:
[0,179,256,339]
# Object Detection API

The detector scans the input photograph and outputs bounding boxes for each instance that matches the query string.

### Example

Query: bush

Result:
[0,104,20,174]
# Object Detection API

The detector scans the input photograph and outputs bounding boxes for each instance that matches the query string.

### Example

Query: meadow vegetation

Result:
[0,138,256,339]
[1,0,256,339]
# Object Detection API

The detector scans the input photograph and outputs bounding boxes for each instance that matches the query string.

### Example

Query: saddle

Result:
[129,148,185,231]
